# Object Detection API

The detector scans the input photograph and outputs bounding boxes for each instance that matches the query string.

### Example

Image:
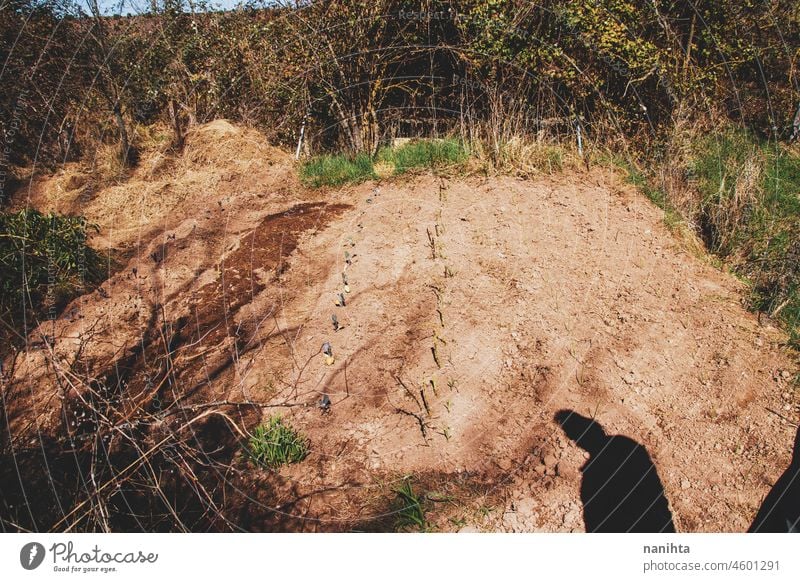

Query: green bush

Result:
[300,153,376,187]
[248,415,309,468]
[0,209,103,320]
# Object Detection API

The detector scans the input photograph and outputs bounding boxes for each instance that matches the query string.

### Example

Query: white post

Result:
[295,118,307,160]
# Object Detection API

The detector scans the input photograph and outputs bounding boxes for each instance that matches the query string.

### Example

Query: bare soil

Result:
[3,121,798,532]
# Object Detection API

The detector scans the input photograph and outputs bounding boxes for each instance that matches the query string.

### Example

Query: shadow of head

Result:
[554,409,606,455]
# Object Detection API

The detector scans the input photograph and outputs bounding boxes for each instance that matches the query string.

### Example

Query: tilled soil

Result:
[3,124,798,532]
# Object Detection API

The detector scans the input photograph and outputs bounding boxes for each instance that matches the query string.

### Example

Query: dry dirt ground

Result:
[4,120,799,532]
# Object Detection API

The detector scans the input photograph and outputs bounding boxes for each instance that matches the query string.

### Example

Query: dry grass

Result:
[18,120,293,249]
[470,136,581,178]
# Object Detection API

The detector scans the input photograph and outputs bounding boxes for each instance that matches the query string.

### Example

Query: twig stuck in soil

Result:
[394,406,429,441]
[426,227,437,259]
[765,407,799,427]
[419,386,431,415]
[394,375,421,410]
[431,343,441,368]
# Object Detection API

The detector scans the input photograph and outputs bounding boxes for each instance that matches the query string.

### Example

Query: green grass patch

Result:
[248,415,309,468]
[300,139,468,188]
[299,152,376,187]
[392,477,428,532]
[378,138,468,174]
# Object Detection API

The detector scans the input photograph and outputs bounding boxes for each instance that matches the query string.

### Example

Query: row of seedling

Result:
[317,242,358,412]
[325,243,356,361]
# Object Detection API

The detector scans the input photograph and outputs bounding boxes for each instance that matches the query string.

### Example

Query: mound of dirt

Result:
[12,120,295,250]
[2,124,798,532]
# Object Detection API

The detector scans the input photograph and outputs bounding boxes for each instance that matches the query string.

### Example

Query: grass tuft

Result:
[300,153,376,187]
[378,138,468,174]
[300,139,468,188]
[248,415,309,468]
[393,477,428,532]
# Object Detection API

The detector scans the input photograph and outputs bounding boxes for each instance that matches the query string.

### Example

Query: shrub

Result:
[0,209,103,322]
[248,415,309,468]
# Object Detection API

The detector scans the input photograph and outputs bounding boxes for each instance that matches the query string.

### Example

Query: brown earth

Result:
[2,120,798,532]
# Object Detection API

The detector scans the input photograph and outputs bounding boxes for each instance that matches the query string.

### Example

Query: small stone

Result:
[516,498,537,515]
[555,461,575,478]
[563,507,580,527]
[681,479,691,490]
[496,457,513,472]
[543,454,558,469]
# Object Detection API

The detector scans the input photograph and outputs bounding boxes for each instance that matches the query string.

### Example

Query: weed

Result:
[301,139,467,187]
[613,155,677,219]
[393,477,428,532]
[248,415,309,468]
[449,516,467,528]
[612,128,800,347]
[477,504,495,518]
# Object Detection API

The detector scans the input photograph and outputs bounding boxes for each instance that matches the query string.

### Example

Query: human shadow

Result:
[749,425,800,532]
[555,410,676,532]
